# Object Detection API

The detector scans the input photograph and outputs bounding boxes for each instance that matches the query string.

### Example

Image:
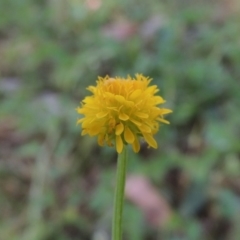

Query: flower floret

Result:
[76,74,172,153]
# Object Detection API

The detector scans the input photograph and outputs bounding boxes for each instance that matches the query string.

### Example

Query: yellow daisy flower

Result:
[76,74,172,153]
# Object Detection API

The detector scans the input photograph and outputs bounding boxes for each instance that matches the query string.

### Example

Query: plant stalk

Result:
[112,146,128,240]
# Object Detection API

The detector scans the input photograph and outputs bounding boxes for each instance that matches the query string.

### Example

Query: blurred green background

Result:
[1,0,240,239]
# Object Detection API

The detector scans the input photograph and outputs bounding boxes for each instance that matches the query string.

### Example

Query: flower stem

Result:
[112,146,128,240]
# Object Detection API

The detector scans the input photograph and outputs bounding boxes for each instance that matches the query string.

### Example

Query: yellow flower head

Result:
[76,74,172,153]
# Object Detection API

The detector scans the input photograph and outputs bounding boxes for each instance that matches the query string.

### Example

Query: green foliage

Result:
[1,1,240,239]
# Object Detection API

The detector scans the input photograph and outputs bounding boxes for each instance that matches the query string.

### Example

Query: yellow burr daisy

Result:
[76,74,172,153]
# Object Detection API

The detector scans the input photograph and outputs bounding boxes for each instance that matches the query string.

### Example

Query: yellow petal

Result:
[96,111,108,118]
[142,133,157,149]
[154,96,165,104]
[81,129,87,135]
[116,135,123,153]
[88,124,102,135]
[119,112,129,121]
[129,118,142,126]
[87,86,96,93]
[132,138,140,153]
[140,124,152,133]
[129,89,142,100]
[125,100,134,108]
[76,107,82,113]
[115,122,124,135]
[105,92,114,100]
[82,120,91,128]
[135,112,149,118]
[124,126,135,144]
[160,109,173,114]
[157,118,170,124]
[115,95,125,103]
[98,134,105,146]
[77,118,84,124]
[145,85,157,94]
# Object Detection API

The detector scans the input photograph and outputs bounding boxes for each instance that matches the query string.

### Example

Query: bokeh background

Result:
[1,0,240,239]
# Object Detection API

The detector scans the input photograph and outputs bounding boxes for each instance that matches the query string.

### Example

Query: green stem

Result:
[112,146,128,240]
